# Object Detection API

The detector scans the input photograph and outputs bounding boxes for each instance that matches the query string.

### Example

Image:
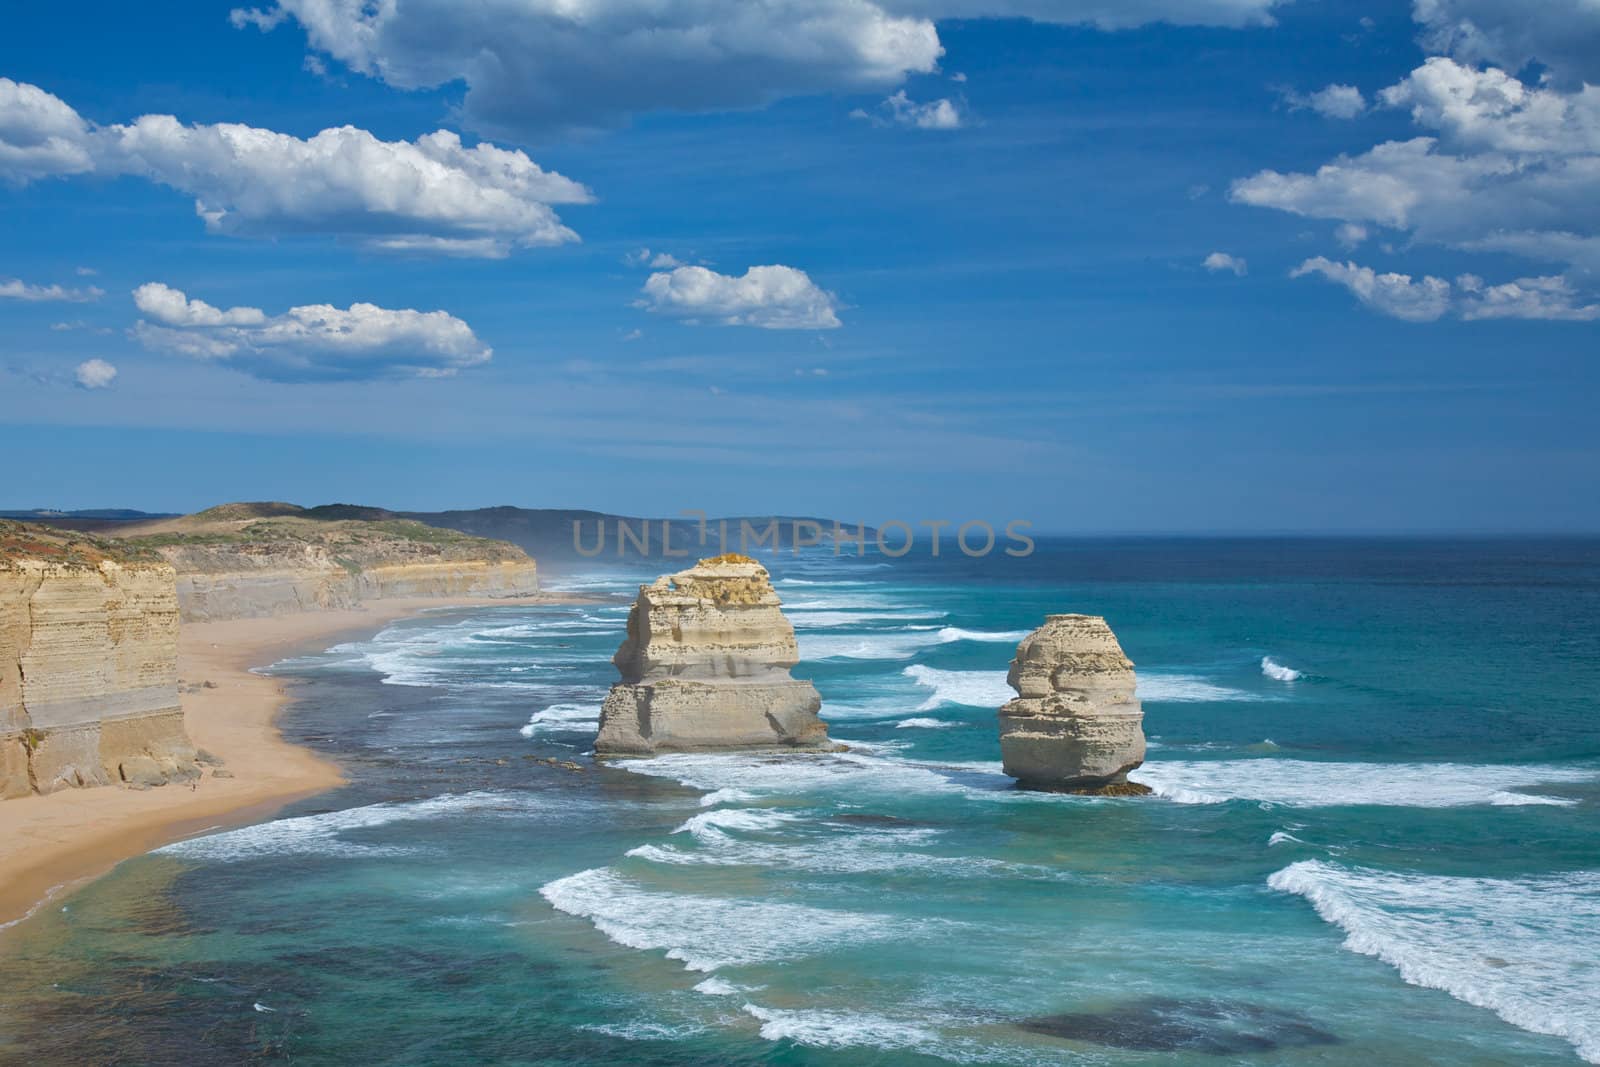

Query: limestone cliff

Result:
[114,504,540,622]
[595,554,832,755]
[998,614,1149,794]
[1,522,197,798]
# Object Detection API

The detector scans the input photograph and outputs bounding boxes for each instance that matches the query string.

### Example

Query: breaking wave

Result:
[519,701,603,737]
[1131,759,1594,808]
[800,632,942,661]
[539,867,904,973]
[936,627,1028,643]
[902,665,1012,710]
[1136,673,1260,702]
[1270,860,1600,1064]
[740,1004,939,1051]
[1261,657,1303,682]
[157,792,555,861]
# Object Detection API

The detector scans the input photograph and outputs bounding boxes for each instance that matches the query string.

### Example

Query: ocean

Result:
[1,538,1597,1065]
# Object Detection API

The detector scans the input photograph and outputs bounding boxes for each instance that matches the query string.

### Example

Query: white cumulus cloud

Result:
[0,275,103,302]
[1335,222,1369,248]
[877,90,965,129]
[130,283,493,381]
[237,0,1285,136]
[133,282,265,326]
[884,0,1285,30]
[625,248,685,269]
[0,79,591,257]
[638,265,842,329]
[1291,256,1600,322]
[239,0,943,138]
[1412,0,1600,84]
[1234,58,1600,284]
[1455,273,1600,321]
[1204,251,1248,276]
[74,359,117,389]
[1378,57,1600,154]
[1291,257,1452,321]
[0,78,93,182]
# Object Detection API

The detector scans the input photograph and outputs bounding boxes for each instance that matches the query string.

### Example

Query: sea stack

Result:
[998,614,1149,794]
[595,554,832,756]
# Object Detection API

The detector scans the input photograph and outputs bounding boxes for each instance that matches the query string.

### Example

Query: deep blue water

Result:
[1,538,1597,1065]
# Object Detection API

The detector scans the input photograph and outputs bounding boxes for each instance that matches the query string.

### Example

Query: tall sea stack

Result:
[998,614,1149,794]
[595,554,832,756]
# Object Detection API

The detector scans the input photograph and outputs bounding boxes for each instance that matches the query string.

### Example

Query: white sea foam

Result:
[777,578,872,587]
[314,612,614,689]
[539,867,900,972]
[817,698,917,722]
[617,750,966,800]
[157,792,554,861]
[579,1020,709,1041]
[628,833,1014,879]
[625,803,1025,878]
[1268,831,1305,846]
[895,717,954,729]
[799,632,943,661]
[1131,759,1595,808]
[741,1004,939,1050]
[472,617,613,640]
[936,627,1028,644]
[1270,860,1600,1064]
[673,808,803,841]
[693,976,756,996]
[519,701,603,737]
[903,665,1012,710]
[699,788,757,807]
[616,748,1150,813]
[1136,673,1260,702]
[781,595,904,611]
[788,610,945,629]
[1261,656,1303,682]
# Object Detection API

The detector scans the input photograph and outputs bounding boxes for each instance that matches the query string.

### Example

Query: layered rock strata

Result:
[166,552,541,623]
[595,555,831,755]
[2,522,197,797]
[115,508,540,622]
[998,614,1148,794]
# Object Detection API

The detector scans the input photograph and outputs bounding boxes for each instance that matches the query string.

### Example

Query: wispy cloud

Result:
[1291,256,1599,322]
[1204,252,1248,276]
[74,358,117,389]
[0,275,103,302]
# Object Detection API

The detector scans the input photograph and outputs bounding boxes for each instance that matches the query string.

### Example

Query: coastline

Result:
[0,593,587,940]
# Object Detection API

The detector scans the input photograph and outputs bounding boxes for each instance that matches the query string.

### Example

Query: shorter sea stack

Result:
[998,614,1149,794]
[595,555,832,756]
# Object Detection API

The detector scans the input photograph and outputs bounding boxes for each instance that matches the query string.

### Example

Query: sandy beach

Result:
[0,594,581,939]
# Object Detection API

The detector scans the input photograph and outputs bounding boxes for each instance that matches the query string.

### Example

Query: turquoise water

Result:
[2,539,1598,1065]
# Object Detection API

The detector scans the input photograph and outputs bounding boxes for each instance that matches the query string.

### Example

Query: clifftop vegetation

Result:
[0,520,163,569]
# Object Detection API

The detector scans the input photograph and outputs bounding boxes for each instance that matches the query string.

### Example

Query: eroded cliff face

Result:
[596,555,832,755]
[2,526,197,798]
[128,515,540,622]
[998,614,1149,794]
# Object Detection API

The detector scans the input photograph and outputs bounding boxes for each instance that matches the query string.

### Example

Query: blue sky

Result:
[2,0,1596,532]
